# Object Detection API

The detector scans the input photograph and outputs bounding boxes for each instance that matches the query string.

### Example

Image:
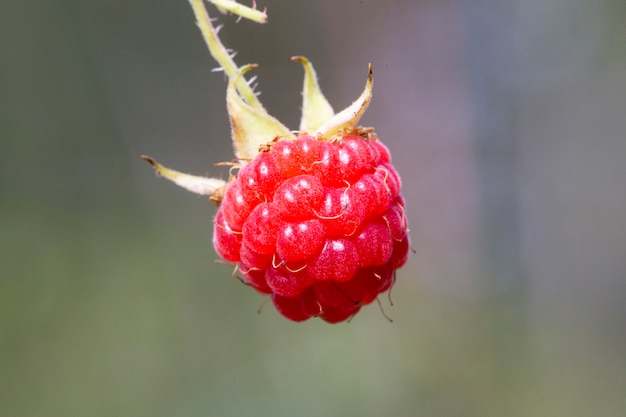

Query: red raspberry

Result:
[214,134,409,322]
[143,2,411,324]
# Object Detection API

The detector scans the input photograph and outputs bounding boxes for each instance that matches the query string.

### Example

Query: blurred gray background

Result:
[1,0,625,416]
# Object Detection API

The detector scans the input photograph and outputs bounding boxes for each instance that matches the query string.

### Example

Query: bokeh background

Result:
[2,0,625,416]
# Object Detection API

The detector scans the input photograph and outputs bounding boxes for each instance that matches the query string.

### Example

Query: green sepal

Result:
[227,64,295,161]
[315,64,373,137]
[141,155,226,196]
[292,56,335,133]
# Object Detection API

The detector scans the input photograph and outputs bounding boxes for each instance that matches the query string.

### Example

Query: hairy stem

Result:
[188,0,264,110]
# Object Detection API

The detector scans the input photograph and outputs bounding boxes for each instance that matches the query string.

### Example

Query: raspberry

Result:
[143,1,410,323]
[214,134,409,322]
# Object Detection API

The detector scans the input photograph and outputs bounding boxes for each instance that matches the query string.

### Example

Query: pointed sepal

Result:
[292,56,334,133]
[315,64,373,138]
[227,64,295,161]
[141,155,226,196]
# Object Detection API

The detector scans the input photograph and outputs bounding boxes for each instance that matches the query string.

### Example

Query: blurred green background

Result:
[2,0,625,416]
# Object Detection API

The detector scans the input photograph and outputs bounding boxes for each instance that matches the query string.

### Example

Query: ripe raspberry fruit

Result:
[214,134,408,322]
[142,1,410,323]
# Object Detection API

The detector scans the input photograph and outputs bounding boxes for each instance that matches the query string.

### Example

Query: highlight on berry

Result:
[142,0,410,323]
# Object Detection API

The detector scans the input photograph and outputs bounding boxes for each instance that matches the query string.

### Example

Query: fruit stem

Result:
[210,0,267,23]
[188,0,265,110]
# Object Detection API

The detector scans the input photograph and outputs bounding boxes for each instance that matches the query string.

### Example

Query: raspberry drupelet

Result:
[143,0,409,323]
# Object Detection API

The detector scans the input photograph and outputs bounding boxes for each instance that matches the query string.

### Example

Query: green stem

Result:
[209,0,267,23]
[187,0,264,110]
